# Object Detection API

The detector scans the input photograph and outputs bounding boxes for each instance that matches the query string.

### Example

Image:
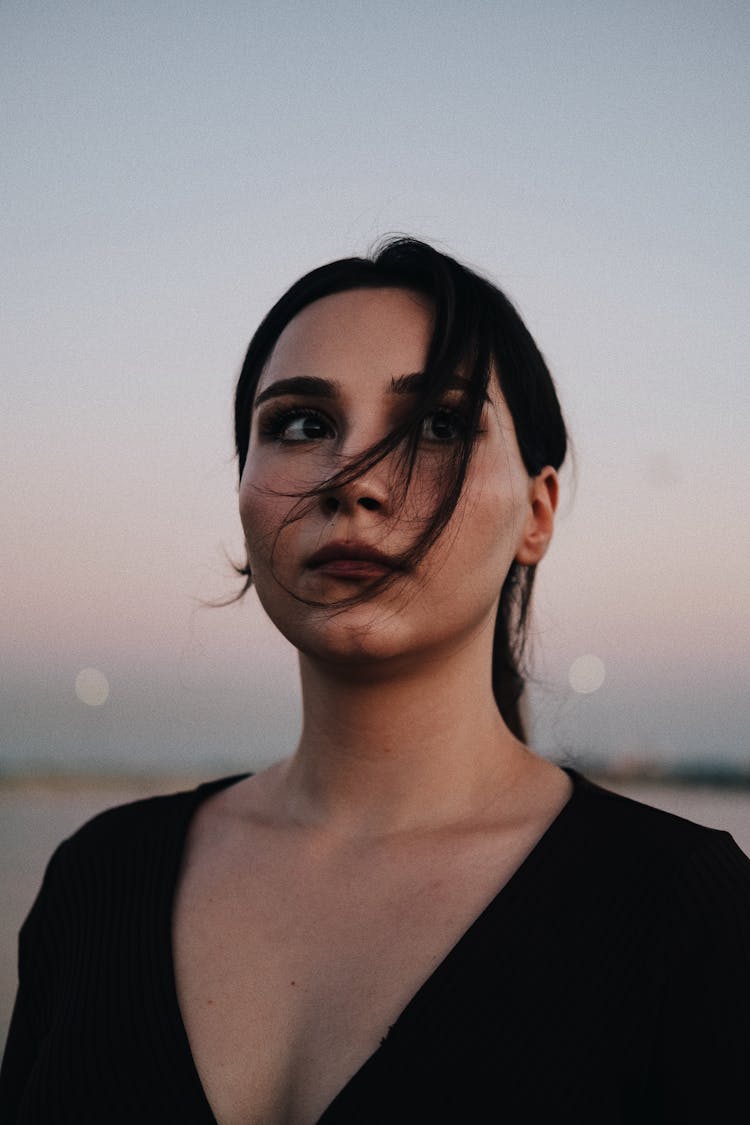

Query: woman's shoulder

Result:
[17,774,251,962]
[564,766,750,909]
[41,774,251,889]
[567,765,739,844]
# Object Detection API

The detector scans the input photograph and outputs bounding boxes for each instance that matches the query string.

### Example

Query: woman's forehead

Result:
[258,287,433,387]
[256,286,506,412]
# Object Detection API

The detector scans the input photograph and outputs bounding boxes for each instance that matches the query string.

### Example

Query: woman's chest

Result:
[170,818,552,1125]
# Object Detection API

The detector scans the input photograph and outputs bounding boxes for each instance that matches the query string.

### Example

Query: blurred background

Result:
[2,0,748,1047]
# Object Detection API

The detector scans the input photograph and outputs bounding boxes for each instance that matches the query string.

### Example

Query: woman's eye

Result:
[260,408,335,443]
[420,409,466,443]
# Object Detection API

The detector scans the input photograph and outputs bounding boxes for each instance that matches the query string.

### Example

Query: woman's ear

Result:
[514,466,559,566]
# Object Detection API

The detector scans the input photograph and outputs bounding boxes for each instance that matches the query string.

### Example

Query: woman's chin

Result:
[259,582,489,676]
[272,607,416,671]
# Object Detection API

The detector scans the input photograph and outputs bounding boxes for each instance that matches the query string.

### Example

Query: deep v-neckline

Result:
[163,767,585,1125]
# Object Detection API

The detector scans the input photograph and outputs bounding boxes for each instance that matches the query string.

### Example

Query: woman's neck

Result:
[272,635,534,838]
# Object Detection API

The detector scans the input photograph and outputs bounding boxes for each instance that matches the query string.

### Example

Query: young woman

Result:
[2,238,749,1123]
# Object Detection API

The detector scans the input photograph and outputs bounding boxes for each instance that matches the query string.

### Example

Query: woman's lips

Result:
[306,541,403,579]
[313,559,392,579]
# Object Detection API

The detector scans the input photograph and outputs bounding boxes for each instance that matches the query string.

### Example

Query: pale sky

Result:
[2,0,748,776]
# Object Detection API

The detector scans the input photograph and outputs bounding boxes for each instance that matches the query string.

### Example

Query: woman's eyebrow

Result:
[254,376,337,407]
[390,372,477,395]
[392,372,491,403]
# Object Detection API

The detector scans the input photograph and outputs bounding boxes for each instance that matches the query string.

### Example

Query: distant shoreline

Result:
[0,773,206,794]
[2,762,750,791]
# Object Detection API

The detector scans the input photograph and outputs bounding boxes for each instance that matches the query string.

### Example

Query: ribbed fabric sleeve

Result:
[0,777,242,1124]
[2,770,749,1123]
[642,830,750,1120]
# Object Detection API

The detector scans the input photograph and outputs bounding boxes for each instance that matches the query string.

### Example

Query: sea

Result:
[2,774,750,1053]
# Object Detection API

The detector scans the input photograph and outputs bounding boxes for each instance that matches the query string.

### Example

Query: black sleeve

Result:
[646,831,750,1122]
[0,846,62,1121]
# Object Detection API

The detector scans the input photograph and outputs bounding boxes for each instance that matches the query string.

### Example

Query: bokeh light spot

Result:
[568,654,606,694]
[75,667,110,707]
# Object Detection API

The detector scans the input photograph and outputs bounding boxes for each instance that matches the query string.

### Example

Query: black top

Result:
[2,768,750,1123]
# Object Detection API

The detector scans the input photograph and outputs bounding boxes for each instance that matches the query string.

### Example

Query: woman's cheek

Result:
[239,473,280,571]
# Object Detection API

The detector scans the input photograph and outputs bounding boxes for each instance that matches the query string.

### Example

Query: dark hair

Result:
[233,237,568,742]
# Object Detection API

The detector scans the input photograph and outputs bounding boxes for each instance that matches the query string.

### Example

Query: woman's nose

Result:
[319,457,390,517]
[322,491,381,515]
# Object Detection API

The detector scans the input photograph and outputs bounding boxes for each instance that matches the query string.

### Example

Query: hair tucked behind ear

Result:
[231,236,568,743]
[492,565,535,741]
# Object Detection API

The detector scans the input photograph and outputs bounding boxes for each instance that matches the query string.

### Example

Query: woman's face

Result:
[239,287,557,670]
